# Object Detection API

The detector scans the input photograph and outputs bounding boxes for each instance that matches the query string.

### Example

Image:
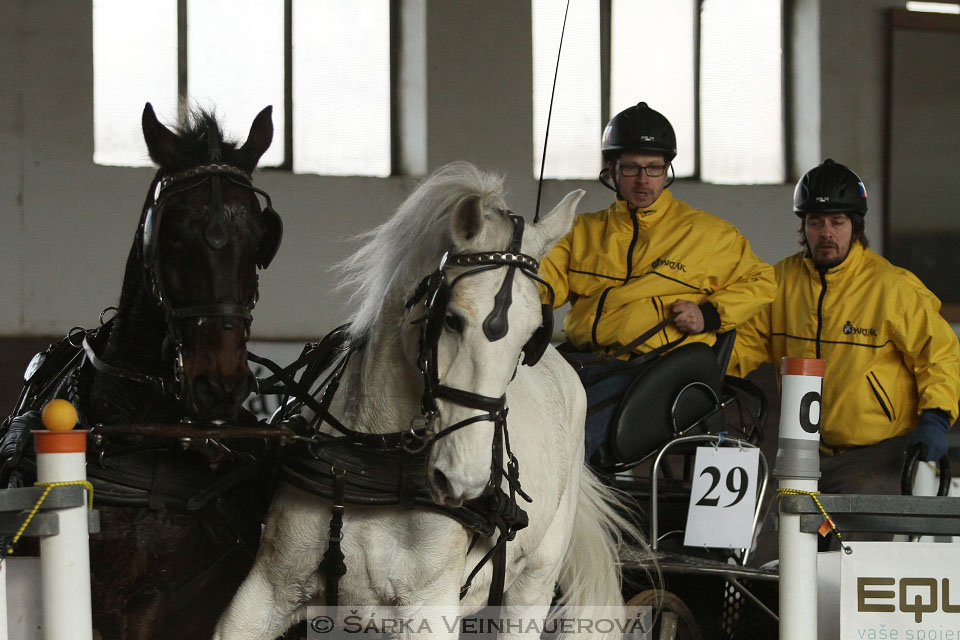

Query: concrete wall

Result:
[888,27,960,233]
[0,0,907,339]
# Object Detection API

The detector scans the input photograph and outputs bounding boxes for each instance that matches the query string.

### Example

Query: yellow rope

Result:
[6,481,94,555]
[776,487,850,551]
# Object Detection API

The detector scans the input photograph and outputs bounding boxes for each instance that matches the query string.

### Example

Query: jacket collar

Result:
[803,241,866,280]
[612,188,675,228]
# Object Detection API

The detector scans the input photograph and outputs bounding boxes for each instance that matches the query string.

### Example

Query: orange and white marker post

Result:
[775,357,825,640]
[34,400,93,640]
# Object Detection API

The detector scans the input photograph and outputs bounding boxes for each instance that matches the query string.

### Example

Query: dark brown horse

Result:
[1,103,282,640]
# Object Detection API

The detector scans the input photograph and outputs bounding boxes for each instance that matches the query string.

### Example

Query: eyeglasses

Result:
[617,163,667,178]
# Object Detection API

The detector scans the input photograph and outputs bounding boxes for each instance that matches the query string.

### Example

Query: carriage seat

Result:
[589,331,736,471]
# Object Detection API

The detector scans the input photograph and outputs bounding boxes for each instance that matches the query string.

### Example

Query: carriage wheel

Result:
[626,589,702,640]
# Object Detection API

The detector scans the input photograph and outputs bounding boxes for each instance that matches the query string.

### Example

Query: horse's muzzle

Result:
[188,371,255,421]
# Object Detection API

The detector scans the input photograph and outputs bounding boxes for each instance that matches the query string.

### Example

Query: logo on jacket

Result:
[652,257,686,272]
[843,321,878,337]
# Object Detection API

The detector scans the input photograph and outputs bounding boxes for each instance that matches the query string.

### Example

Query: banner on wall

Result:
[840,542,960,639]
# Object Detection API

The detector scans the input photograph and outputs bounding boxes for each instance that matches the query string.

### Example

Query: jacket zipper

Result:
[591,212,641,349]
[816,269,827,359]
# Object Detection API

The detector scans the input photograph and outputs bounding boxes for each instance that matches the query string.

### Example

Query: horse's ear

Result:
[526,189,584,259]
[142,102,181,168]
[237,106,274,172]
[450,195,484,247]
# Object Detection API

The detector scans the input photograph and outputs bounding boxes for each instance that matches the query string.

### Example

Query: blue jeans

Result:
[571,354,655,462]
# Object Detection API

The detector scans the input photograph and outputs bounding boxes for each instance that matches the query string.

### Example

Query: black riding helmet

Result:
[601,102,677,163]
[793,159,867,217]
[600,102,677,196]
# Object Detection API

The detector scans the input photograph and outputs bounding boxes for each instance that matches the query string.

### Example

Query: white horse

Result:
[213,162,643,640]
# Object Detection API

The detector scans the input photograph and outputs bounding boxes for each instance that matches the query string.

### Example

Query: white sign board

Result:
[840,542,960,639]
[683,446,760,549]
[3,557,43,640]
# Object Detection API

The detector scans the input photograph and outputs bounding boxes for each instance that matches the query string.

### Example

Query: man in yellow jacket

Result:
[540,102,776,461]
[729,159,960,498]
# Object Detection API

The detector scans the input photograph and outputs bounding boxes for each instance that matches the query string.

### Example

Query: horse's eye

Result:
[444,312,464,334]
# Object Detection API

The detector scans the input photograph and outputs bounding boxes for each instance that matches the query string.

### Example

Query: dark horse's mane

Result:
[162,107,248,172]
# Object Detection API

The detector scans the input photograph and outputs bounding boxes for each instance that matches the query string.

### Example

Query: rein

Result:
[79,327,174,396]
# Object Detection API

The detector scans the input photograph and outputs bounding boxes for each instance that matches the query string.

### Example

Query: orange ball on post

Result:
[41,399,78,432]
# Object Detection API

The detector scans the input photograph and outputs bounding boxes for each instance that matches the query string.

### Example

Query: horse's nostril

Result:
[431,468,452,497]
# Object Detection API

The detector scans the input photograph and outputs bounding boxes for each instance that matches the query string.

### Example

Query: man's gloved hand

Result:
[908,409,952,462]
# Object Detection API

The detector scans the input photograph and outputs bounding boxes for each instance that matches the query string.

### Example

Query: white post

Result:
[34,428,93,640]
[775,357,824,640]
[0,557,8,640]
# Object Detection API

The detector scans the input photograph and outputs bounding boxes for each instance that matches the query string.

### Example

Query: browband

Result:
[161,163,253,188]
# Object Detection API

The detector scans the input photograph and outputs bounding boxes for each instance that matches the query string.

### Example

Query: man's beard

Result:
[810,242,849,269]
[812,254,846,269]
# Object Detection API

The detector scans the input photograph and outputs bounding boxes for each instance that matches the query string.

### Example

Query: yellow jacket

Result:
[728,243,960,449]
[540,189,776,354]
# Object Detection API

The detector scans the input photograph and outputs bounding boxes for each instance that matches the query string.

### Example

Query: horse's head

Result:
[413,186,584,506]
[136,103,282,422]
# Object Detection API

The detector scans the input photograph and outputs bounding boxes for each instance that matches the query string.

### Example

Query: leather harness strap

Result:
[318,470,347,607]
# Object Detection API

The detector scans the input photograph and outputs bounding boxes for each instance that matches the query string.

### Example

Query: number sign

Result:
[683,446,760,549]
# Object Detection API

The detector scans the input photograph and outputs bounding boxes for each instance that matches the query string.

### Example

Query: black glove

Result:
[908,409,951,462]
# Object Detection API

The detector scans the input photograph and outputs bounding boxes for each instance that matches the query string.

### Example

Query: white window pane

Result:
[700,0,784,184]
[611,0,695,178]
[532,0,601,179]
[293,0,391,177]
[93,0,177,167]
[188,0,285,167]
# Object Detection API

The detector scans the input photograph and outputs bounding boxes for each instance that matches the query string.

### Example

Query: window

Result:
[532,0,784,184]
[187,0,285,167]
[93,0,177,166]
[532,0,601,180]
[610,0,696,178]
[699,0,783,184]
[292,0,391,176]
[93,0,391,176]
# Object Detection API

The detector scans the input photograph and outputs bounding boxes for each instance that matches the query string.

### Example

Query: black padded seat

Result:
[591,332,735,470]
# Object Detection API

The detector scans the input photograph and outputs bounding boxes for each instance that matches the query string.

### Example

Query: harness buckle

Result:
[402,414,437,454]
[172,349,185,400]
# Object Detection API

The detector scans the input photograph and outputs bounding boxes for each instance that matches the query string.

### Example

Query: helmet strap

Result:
[598,167,618,195]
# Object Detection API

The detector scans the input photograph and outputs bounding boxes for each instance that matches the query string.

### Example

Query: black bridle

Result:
[82,160,282,401]
[403,213,555,452]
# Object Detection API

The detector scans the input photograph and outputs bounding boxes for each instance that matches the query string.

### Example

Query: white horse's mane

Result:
[333,161,508,339]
